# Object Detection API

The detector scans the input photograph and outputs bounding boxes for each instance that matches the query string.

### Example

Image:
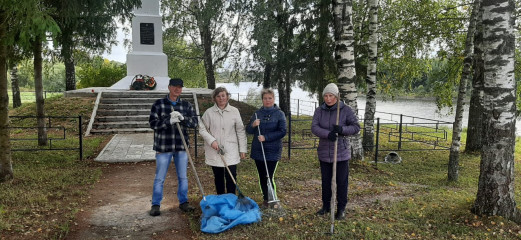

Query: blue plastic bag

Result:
[200,193,261,233]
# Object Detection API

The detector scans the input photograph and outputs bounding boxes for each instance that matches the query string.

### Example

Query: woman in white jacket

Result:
[199,87,247,194]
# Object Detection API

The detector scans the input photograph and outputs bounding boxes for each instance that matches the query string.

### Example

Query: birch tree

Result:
[472,0,520,222]
[447,0,481,181]
[333,0,363,160]
[361,0,378,151]
[465,5,484,152]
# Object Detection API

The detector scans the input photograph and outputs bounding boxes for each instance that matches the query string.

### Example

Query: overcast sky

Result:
[102,26,128,63]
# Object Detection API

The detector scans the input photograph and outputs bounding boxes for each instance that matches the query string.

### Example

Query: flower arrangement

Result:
[130,74,156,90]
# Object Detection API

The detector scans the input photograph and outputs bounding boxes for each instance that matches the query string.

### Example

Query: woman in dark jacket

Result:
[311,83,360,220]
[246,89,287,207]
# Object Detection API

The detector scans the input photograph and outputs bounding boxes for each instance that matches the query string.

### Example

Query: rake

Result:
[255,113,279,204]
[198,117,252,210]
[216,145,252,210]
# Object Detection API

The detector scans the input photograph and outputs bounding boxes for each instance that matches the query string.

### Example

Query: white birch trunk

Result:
[362,0,379,151]
[473,0,520,222]
[333,0,363,160]
[448,0,481,181]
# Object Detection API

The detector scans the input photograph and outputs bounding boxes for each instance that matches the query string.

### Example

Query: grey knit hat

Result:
[322,83,339,98]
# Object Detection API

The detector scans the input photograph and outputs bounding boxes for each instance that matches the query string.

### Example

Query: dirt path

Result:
[66,162,195,240]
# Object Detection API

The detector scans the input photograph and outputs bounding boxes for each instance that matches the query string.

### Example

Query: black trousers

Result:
[211,165,237,195]
[320,160,349,212]
[255,160,278,201]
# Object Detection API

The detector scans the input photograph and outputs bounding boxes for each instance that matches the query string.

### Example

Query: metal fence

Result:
[9,115,83,160]
[287,111,453,163]
[229,92,318,118]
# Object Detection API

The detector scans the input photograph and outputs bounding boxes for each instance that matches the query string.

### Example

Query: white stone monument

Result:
[109,0,169,90]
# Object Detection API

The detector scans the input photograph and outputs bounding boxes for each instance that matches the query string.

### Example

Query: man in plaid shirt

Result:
[149,78,198,216]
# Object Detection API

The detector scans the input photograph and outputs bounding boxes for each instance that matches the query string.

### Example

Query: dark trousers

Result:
[255,160,278,201]
[211,165,237,195]
[320,160,349,212]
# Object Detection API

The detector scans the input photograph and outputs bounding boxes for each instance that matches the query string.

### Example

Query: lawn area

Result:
[0,96,111,239]
[1,95,521,239]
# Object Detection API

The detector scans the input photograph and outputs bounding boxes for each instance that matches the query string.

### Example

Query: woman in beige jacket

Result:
[199,87,247,195]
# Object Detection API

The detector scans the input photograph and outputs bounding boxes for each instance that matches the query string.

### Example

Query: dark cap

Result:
[169,78,184,87]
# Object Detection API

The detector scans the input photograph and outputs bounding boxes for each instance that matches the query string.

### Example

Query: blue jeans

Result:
[152,151,188,206]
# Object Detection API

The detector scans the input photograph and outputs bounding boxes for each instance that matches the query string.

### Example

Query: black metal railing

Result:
[9,115,83,160]
[287,111,453,162]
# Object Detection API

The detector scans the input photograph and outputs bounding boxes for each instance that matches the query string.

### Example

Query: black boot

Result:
[316,208,330,215]
[335,210,345,220]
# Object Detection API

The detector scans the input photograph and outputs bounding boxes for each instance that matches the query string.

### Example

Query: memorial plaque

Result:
[140,23,154,45]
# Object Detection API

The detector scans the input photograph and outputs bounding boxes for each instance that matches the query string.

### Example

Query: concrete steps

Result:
[87,91,197,135]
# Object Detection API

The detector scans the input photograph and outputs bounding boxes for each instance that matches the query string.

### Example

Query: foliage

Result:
[15,59,35,89]
[42,62,66,91]
[76,57,126,88]
[9,60,68,92]
[163,34,207,88]
[46,0,141,90]
[162,0,249,88]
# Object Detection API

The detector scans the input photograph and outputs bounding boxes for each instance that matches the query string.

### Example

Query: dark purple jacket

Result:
[311,101,360,163]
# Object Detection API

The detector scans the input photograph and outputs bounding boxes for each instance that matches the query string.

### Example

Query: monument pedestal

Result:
[109,0,169,91]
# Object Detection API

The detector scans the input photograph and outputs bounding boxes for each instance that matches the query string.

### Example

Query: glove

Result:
[170,116,181,124]
[332,124,343,134]
[170,111,184,124]
[170,111,185,121]
[327,131,337,142]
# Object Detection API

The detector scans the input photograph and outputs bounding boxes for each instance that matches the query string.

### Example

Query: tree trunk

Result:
[277,70,291,115]
[263,63,272,89]
[10,64,21,108]
[62,32,76,91]
[448,0,481,182]
[200,25,216,89]
[472,0,520,223]
[333,0,363,160]
[33,38,47,146]
[362,0,379,151]
[0,10,14,182]
[465,6,484,152]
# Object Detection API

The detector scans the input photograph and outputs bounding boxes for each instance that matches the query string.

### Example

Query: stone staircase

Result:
[86,91,198,135]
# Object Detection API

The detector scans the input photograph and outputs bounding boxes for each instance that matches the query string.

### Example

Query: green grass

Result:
[2,96,521,239]
[8,91,63,105]
[0,96,110,239]
[185,122,521,239]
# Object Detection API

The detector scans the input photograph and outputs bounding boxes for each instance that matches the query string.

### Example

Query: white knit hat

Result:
[322,83,339,98]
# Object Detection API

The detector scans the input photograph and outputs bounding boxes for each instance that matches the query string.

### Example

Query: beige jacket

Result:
[199,103,247,167]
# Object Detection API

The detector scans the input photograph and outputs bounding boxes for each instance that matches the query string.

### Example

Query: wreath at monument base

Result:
[130,74,156,90]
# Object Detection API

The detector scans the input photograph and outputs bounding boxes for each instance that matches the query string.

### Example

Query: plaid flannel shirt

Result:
[149,95,198,153]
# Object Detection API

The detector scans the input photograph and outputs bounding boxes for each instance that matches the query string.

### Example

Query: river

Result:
[216,82,520,135]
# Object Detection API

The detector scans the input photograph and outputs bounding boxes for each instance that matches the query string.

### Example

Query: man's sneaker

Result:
[316,208,330,215]
[149,205,160,216]
[179,202,195,212]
